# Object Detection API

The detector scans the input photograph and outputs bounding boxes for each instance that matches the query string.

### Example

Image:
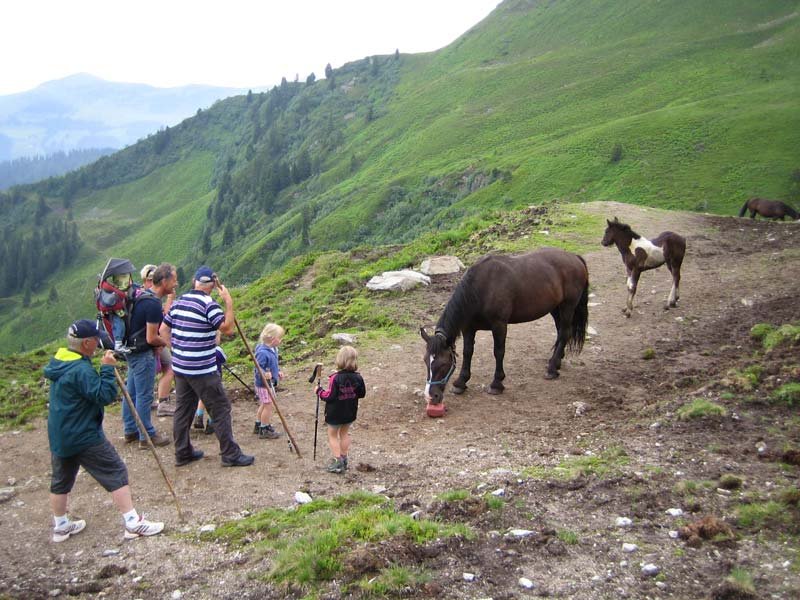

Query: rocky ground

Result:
[0,201,798,599]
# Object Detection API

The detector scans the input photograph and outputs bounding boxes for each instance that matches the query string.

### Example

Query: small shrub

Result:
[677,399,727,420]
[725,365,763,391]
[724,567,756,595]
[437,489,470,502]
[771,382,800,406]
[762,324,800,350]
[557,529,579,545]
[778,486,800,506]
[718,475,743,490]
[641,347,655,360]
[736,500,788,528]
[749,323,775,341]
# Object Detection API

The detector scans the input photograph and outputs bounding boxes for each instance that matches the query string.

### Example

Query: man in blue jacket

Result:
[45,319,164,542]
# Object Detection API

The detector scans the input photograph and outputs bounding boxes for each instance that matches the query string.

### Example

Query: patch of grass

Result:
[0,345,57,428]
[677,398,727,420]
[205,491,471,589]
[724,365,763,391]
[735,501,790,529]
[522,446,629,480]
[724,567,756,596]
[772,383,800,407]
[484,494,505,511]
[719,475,743,490]
[750,323,776,341]
[763,324,800,351]
[557,530,579,545]
[437,489,470,503]
[641,347,656,360]
[778,487,800,507]
[356,566,431,597]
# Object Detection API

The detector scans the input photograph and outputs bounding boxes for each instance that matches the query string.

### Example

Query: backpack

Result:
[94,258,140,349]
[124,288,159,353]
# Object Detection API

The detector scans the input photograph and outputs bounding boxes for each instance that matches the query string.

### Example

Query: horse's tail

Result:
[738,199,750,217]
[566,265,589,354]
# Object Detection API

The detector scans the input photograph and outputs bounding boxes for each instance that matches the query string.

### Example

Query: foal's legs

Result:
[488,322,507,394]
[666,262,681,308]
[452,327,476,394]
[624,269,641,318]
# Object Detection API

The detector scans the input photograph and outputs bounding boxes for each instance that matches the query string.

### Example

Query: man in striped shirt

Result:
[162,266,254,468]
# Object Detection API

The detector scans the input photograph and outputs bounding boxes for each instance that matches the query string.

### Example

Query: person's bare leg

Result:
[50,493,68,518]
[158,367,174,399]
[339,424,351,458]
[111,485,134,514]
[327,426,341,457]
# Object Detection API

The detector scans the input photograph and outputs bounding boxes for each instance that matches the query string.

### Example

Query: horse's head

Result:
[420,327,457,405]
[602,217,631,247]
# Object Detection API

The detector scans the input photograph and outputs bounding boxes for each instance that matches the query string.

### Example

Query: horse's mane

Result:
[435,269,480,345]
[609,218,640,240]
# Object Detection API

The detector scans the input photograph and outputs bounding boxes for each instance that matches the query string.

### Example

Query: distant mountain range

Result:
[0,73,250,161]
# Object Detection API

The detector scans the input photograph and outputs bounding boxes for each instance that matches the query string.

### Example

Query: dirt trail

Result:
[1,201,798,599]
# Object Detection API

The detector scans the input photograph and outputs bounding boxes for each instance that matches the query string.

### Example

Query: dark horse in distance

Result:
[601,217,686,317]
[738,197,799,221]
[421,247,589,406]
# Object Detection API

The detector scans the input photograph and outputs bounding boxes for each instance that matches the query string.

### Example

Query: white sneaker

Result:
[124,515,164,539]
[52,519,86,542]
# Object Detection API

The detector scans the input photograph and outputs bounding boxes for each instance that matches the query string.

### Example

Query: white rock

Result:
[331,333,357,345]
[519,577,535,589]
[666,508,683,517]
[371,485,387,494]
[171,592,182,600]
[0,487,16,503]
[199,524,216,533]
[622,543,638,553]
[101,549,120,557]
[641,564,660,576]
[616,517,633,527]
[7,477,16,486]
[573,401,588,416]
[366,270,430,291]
[294,491,313,504]
[491,488,505,497]
[462,572,475,582]
[410,510,423,521]
[668,530,679,539]
[419,256,465,275]
[508,529,535,538]
[132,576,143,583]
[48,590,61,597]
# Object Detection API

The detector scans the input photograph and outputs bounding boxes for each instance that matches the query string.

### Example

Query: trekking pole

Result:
[222,362,257,397]
[113,367,184,522]
[308,363,323,461]
[233,319,302,459]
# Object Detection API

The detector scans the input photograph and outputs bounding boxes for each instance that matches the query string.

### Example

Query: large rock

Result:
[419,256,465,275]
[366,270,430,291]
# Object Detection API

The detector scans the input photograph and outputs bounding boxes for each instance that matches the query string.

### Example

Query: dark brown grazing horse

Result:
[421,247,589,405]
[739,197,799,221]
[601,217,686,317]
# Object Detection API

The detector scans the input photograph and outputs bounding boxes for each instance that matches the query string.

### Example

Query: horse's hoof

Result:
[451,385,466,395]
[487,386,504,395]
[544,371,560,380]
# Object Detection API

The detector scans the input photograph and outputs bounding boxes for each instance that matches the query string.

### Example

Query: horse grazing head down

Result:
[420,327,456,405]
[601,217,637,247]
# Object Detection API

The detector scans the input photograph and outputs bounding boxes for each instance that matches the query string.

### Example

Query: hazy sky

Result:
[1,0,499,95]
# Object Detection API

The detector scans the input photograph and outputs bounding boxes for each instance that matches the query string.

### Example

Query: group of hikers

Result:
[44,262,366,543]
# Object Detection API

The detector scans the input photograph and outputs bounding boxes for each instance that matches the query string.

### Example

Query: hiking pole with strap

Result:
[233,319,302,459]
[222,362,257,397]
[113,367,184,522]
[308,363,323,461]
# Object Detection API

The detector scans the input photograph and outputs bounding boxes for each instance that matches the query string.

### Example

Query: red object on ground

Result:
[426,402,446,418]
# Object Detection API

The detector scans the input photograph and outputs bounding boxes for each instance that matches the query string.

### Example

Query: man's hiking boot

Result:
[341,455,348,471]
[221,453,255,467]
[139,432,171,449]
[52,519,86,543]
[204,421,215,435]
[123,516,164,539]
[192,414,205,430]
[253,421,260,434]
[124,431,138,443]
[156,399,176,417]
[259,424,281,439]
[175,449,204,467]
[326,458,345,474]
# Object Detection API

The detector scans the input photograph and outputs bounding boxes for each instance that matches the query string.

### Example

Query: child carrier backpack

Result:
[94,258,139,350]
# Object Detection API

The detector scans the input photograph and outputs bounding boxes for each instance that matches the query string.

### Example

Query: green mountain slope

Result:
[1,0,798,354]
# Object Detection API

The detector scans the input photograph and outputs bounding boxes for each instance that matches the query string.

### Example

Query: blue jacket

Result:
[44,348,118,457]
[254,343,279,388]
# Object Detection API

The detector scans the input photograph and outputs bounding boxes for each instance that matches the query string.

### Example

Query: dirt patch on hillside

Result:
[1,202,799,599]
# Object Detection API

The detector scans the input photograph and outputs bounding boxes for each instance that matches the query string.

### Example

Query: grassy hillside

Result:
[1,0,799,353]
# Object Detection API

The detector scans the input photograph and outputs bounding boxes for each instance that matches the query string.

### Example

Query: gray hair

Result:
[66,331,84,352]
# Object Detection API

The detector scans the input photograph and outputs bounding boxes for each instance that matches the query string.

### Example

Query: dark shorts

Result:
[50,439,129,494]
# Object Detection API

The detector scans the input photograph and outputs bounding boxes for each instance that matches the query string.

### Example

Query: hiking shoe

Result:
[341,456,348,471]
[259,424,281,439]
[156,400,176,417]
[204,422,215,435]
[326,458,345,474]
[140,432,171,449]
[124,432,138,443]
[253,421,260,434]
[192,414,205,430]
[52,519,86,543]
[175,449,204,467]
[221,454,255,467]
[124,516,164,539]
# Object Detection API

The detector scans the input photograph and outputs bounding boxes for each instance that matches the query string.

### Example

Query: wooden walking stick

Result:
[113,367,184,522]
[308,363,323,461]
[234,319,302,458]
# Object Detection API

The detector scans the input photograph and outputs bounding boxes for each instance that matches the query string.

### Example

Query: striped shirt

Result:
[163,290,225,376]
